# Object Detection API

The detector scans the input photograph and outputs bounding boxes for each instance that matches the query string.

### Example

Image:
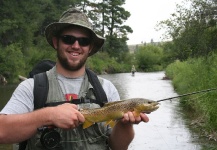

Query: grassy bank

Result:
[165,53,217,141]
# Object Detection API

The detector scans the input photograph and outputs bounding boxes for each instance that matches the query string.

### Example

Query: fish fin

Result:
[133,110,140,117]
[83,120,94,129]
[103,100,125,107]
[105,120,116,128]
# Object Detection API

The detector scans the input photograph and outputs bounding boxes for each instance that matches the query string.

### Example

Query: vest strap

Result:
[33,72,49,109]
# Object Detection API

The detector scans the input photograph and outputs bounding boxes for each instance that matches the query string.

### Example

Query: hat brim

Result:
[45,22,105,56]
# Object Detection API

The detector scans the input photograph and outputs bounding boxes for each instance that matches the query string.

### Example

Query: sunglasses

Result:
[59,35,91,46]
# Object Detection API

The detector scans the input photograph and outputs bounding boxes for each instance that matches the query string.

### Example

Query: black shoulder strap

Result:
[19,72,49,150]
[18,141,27,150]
[85,68,108,105]
[33,72,49,109]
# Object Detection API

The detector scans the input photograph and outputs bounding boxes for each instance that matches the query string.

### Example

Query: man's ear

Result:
[89,48,92,54]
[52,37,58,49]
[89,43,94,54]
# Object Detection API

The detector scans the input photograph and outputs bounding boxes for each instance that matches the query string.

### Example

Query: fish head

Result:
[135,99,159,114]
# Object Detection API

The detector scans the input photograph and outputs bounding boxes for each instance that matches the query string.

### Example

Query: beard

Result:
[57,48,88,71]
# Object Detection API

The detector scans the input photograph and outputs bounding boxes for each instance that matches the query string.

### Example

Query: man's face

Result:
[53,26,92,71]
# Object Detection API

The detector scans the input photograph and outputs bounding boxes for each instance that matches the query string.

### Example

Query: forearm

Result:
[0,107,54,144]
[0,103,84,144]
[109,121,135,150]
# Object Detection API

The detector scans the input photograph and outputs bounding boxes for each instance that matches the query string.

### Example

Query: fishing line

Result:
[155,88,217,142]
[156,88,217,102]
[153,125,172,150]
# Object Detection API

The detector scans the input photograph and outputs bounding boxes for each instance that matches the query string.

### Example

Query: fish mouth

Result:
[150,102,159,107]
[153,102,160,110]
[143,102,159,113]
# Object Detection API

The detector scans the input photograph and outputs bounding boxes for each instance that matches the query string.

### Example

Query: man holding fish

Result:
[0,7,150,150]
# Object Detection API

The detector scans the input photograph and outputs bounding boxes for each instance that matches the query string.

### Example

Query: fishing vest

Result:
[26,67,110,150]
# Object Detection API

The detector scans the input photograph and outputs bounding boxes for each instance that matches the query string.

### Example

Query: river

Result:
[100,71,202,150]
[0,71,216,149]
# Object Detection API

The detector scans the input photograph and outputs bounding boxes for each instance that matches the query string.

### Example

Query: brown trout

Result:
[80,98,159,129]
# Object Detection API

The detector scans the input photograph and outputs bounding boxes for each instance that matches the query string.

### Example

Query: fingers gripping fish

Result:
[80,98,159,129]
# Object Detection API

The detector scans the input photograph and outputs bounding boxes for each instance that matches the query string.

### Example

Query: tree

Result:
[157,0,217,60]
[0,44,25,82]
[72,0,132,56]
[0,0,48,51]
[0,0,135,82]
[135,45,164,71]
[102,0,132,57]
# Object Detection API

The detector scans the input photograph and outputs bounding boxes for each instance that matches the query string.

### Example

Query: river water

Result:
[0,71,215,149]
[100,71,203,150]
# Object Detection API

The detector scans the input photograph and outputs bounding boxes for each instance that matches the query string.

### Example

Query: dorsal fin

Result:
[103,100,125,107]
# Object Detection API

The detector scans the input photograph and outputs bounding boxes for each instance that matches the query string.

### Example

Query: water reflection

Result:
[100,71,202,150]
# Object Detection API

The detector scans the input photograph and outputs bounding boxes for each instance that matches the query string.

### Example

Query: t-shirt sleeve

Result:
[0,79,34,114]
[101,78,120,102]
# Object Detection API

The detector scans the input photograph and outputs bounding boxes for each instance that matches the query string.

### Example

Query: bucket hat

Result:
[45,8,105,56]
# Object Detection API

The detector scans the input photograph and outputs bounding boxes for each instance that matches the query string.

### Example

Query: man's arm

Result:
[108,112,149,150]
[0,108,53,143]
[0,103,85,144]
[109,121,134,150]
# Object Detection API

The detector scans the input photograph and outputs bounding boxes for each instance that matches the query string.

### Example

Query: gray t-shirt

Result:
[1,74,120,114]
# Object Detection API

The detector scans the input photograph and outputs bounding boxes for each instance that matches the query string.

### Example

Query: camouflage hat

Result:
[45,8,105,56]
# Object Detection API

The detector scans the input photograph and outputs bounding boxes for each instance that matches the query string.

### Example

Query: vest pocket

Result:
[83,123,109,144]
[57,124,109,149]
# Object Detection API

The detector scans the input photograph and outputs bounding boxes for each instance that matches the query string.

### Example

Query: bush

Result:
[135,44,164,72]
[0,43,26,82]
[165,53,217,130]
[87,52,131,74]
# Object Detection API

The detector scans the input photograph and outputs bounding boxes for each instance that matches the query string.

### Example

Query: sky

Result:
[124,0,184,45]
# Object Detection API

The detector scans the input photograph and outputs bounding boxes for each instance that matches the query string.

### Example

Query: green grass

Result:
[165,53,217,132]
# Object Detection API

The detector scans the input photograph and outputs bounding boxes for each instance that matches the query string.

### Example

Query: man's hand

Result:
[50,103,85,129]
[121,112,149,125]
[109,112,149,150]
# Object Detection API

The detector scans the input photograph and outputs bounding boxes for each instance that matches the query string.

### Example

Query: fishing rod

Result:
[156,88,217,102]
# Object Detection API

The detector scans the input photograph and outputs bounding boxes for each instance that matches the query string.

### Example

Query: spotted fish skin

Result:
[80,98,159,129]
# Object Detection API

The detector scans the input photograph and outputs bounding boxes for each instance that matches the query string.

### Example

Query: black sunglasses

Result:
[59,35,91,46]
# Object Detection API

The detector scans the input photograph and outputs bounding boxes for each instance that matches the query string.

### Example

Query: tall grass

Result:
[165,53,217,131]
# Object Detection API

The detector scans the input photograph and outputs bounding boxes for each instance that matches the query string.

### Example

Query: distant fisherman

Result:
[131,65,136,76]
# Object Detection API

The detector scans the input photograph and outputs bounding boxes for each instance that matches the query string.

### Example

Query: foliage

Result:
[82,0,132,38]
[160,41,178,66]
[87,52,131,74]
[165,53,217,130]
[135,44,164,71]
[24,47,57,76]
[75,0,132,56]
[0,43,25,82]
[103,35,129,60]
[157,0,217,60]
[0,0,134,83]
